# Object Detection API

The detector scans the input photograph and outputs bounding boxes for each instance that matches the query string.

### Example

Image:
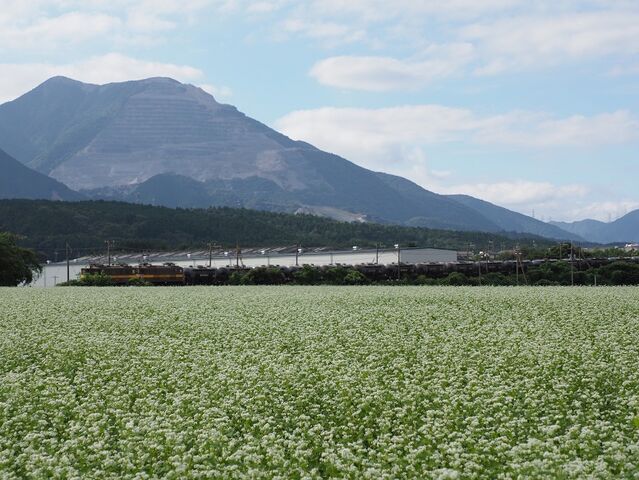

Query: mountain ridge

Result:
[0,76,580,241]
[448,194,584,242]
[551,211,639,244]
[0,149,84,201]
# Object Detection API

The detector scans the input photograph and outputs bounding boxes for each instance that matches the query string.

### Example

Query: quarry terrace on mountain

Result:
[3,75,629,243]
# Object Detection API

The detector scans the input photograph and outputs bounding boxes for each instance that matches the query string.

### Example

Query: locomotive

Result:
[80,263,184,285]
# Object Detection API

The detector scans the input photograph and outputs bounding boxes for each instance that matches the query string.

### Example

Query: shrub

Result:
[294,265,323,285]
[243,267,287,285]
[343,269,368,285]
[79,273,115,286]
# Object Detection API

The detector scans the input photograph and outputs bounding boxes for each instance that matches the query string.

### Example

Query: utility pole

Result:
[208,242,219,268]
[66,242,71,284]
[295,243,301,267]
[395,244,401,280]
[375,243,380,265]
[235,241,241,268]
[570,242,575,286]
[478,256,482,286]
[105,240,114,266]
[515,245,520,286]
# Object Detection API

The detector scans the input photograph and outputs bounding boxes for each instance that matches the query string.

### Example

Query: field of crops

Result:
[1,287,639,478]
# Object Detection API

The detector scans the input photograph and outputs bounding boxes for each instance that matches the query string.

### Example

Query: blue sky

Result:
[1,0,638,222]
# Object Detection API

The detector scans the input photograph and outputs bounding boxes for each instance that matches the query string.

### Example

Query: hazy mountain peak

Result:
[42,75,84,85]
[138,76,182,85]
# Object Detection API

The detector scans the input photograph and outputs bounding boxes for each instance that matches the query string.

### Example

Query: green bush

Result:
[482,273,513,286]
[343,269,368,285]
[228,271,246,285]
[442,272,475,286]
[323,266,350,284]
[80,273,115,286]
[56,273,115,287]
[294,265,323,285]
[243,267,287,285]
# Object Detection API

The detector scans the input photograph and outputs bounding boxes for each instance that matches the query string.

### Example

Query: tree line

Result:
[0,199,554,259]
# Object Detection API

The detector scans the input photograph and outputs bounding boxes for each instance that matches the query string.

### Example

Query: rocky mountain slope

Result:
[0,76,577,240]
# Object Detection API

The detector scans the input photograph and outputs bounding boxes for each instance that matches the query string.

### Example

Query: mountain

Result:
[0,76,575,240]
[0,149,83,201]
[551,211,639,244]
[448,194,584,242]
[0,76,502,232]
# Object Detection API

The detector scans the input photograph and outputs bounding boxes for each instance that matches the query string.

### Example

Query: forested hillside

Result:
[0,200,552,257]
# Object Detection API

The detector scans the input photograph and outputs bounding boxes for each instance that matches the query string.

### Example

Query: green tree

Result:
[343,269,368,285]
[243,267,286,285]
[294,265,323,285]
[0,232,42,286]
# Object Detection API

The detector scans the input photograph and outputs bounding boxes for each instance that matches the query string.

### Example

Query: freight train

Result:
[80,257,638,285]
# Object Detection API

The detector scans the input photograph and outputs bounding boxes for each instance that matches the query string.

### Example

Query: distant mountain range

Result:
[446,195,580,243]
[0,148,83,201]
[0,75,629,244]
[551,211,639,244]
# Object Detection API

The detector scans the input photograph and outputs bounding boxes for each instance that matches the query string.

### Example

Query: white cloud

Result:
[200,83,233,99]
[0,12,121,50]
[464,12,639,74]
[478,111,639,147]
[0,54,224,104]
[310,44,474,91]
[0,0,235,49]
[443,181,589,206]
[276,105,639,163]
[564,200,639,222]
[297,4,639,88]
[294,0,525,23]
[440,181,639,222]
[281,19,366,45]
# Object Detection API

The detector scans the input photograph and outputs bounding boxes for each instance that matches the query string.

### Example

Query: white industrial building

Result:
[219,246,458,268]
[32,246,458,287]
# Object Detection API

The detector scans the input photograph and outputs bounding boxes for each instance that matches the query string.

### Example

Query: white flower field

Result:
[1,286,639,479]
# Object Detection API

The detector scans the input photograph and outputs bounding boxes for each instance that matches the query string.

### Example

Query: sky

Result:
[1,0,638,222]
